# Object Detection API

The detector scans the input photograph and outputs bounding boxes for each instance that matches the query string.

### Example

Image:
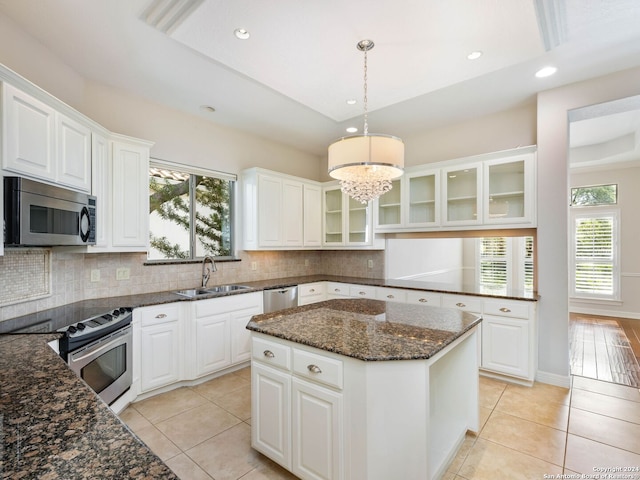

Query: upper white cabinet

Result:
[2,82,92,192]
[242,168,322,250]
[375,146,536,233]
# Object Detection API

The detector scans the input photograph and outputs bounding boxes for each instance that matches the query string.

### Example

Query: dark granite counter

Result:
[247,298,482,361]
[0,334,177,479]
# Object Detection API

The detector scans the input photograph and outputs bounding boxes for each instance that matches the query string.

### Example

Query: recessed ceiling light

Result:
[467,51,483,60]
[535,66,557,78]
[346,99,357,105]
[346,127,358,133]
[234,28,250,40]
[200,105,216,113]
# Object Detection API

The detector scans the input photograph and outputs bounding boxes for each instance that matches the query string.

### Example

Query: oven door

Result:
[67,325,132,405]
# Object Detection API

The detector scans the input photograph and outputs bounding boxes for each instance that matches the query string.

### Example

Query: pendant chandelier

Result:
[328,39,404,204]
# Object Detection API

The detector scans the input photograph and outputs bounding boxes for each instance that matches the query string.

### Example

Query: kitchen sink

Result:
[173,285,252,298]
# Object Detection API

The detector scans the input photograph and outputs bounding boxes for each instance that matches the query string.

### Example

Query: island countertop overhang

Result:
[246,298,482,361]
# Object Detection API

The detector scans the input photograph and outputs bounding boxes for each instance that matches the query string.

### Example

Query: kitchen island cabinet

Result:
[248,298,481,480]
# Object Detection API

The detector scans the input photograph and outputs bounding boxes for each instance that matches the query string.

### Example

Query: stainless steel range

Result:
[58,308,133,405]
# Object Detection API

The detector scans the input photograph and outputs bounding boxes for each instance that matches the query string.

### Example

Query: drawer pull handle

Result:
[307,364,322,374]
[334,288,340,292]
[309,289,315,293]
[263,350,275,358]
[499,307,511,313]
[359,291,366,296]
[155,313,167,319]
[456,302,466,308]
[419,298,428,303]
[387,295,394,299]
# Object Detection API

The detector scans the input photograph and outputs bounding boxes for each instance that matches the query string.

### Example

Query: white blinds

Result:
[574,215,614,296]
[479,237,508,286]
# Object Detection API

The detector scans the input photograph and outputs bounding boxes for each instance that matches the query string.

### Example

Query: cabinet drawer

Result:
[252,336,291,371]
[138,303,181,327]
[405,290,441,306]
[441,295,482,313]
[326,282,350,297]
[349,285,376,299]
[483,300,530,319]
[376,287,407,303]
[299,283,324,297]
[293,348,343,390]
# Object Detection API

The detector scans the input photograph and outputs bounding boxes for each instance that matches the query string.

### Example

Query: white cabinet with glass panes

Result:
[442,163,482,226]
[323,184,382,248]
[376,178,402,229]
[483,153,535,225]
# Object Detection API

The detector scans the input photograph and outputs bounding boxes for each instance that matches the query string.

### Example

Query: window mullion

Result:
[190,175,197,258]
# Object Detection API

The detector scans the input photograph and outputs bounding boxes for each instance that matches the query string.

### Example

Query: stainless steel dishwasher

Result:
[263,286,298,313]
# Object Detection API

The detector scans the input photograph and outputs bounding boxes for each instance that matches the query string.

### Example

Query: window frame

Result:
[147,159,237,262]
[570,208,620,301]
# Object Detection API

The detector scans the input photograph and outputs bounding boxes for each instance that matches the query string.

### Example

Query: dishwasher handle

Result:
[263,286,299,313]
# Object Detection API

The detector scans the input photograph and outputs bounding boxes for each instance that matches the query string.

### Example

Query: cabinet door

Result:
[323,187,344,245]
[376,178,402,229]
[442,163,482,226]
[303,183,323,247]
[111,140,149,248]
[140,320,181,392]
[90,132,110,248]
[57,114,91,192]
[406,170,439,227]
[230,304,262,364]
[252,362,292,469]
[481,314,529,378]
[258,174,283,247]
[292,378,343,480]
[346,195,371,245]
[2,83,56,181]
[483,154,534,225]
[282,178,304,247]
[195,313,231,377]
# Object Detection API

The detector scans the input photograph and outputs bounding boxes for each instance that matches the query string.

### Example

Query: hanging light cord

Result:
[363,44,369,136]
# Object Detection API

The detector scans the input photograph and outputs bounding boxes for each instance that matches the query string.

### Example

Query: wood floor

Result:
[570,313,640,388]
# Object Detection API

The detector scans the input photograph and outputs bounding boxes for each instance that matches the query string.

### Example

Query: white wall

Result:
[569,165,640,319]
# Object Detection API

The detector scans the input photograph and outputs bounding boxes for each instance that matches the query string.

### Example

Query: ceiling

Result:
[2,0,640,157]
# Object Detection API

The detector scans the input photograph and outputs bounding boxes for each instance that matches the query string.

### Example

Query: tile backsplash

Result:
[0,248,384,321]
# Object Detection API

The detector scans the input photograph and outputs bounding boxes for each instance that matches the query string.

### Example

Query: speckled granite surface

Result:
[0,334,178,479]
[247,298,482,361]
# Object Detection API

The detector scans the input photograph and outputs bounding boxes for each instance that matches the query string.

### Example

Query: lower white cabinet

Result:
[298,282,327,306]
[194,310,231,377]
[137,303,183,393]
[325,282,352,299]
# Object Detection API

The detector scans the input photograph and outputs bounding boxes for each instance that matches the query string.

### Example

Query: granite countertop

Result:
[247,298,482,361]
[0,334,178,479]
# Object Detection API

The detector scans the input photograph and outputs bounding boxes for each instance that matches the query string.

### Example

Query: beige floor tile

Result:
[479,377,507,409]
[505,381,571,406]
[571,388,640,424]
[478,407,492,433]
[212,383,251,420]
[565,434,640,474]
[240,456,299,480]
[134,424,181,461]
[232,366,251,381]
[165,453,213,480]
[191,372,250,401]
[156,402,241,451]
[446,432,477,475]
[458,438,563,479]
[480,411,566,466]
[495,387,570,430]
[119,406,152,433]
[572,375,640,403]
[569,407,640,454]
[133,387,208,423]
[186,422,261,480]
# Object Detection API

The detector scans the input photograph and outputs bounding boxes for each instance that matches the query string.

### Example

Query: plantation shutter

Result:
[574,215,614,296]
[479,237,508,286]
[524,236,534,290]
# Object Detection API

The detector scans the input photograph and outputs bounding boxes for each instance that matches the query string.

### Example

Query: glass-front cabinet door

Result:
[483,153,534,225]
[406,170,439,227]
[323,187,343,244]
[376,179,402,229]
[347,196,371,244]
[442,163,482,225]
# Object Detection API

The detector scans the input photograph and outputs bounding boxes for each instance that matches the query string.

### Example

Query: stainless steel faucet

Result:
[201,256,217,287]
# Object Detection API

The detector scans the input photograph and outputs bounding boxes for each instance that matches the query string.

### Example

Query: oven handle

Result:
[69,325,132,363]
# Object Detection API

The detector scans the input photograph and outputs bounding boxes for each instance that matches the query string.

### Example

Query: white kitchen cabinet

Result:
[442,163,482,226]
[405,290,441,306]
[194,311,231,377]
[323,184,381,248]
[242,168,322,250]
[441,294,482,313]
[376,286,407,303]
[90,132,110,248]
[349,284,376,299]
[325,282,353,299]
[137,303,183,393]
[2,82,92,192]
[111,135,152,249]
[298,282,327,306]
[230,296,263,364]
[481,299,535,382]
[375,178,402,228]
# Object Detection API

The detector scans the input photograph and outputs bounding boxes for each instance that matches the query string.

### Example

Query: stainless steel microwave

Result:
[3,176,96,246]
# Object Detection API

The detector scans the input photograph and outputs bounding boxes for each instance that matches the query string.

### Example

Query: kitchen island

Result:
[247,298,482,480]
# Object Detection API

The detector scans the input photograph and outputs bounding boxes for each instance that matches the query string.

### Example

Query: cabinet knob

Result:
[263,350,275,358]
[499,307,511,313]
[155,313,167,319]
[455,302,466,308]
[309,289,315,293]
[419,298,428,303]
[387,295,394,299]
[359,291,366,296]
[307,364,322,374]
[334,288,340,292]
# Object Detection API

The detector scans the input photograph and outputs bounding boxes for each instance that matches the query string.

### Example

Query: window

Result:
[148,161,236,261]
[571,184,617,206]
[477,236,534,293]
[571,211,619,299]
[478,237,509,288]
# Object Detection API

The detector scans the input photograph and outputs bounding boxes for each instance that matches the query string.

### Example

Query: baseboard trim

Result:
[536,370,571,388]
[570,306,640,320]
